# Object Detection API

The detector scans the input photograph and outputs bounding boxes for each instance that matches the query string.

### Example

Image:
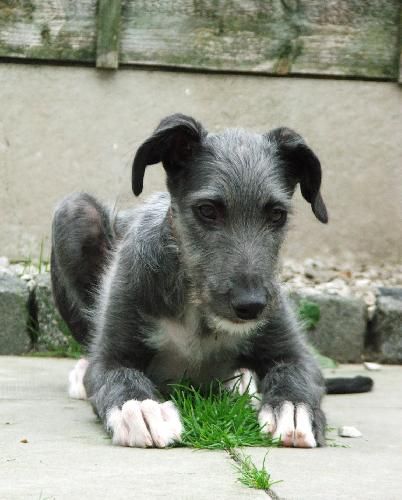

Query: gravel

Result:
[281,258,402,320]
[2,256,400,300]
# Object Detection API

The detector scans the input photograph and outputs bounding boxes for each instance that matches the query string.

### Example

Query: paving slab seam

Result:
[225,447,283,499]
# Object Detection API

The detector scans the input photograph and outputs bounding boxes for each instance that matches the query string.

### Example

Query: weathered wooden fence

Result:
[0,0,401,81]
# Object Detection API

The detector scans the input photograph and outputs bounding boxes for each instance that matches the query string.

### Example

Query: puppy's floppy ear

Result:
[267,127,329,223]
[132,113,207,196]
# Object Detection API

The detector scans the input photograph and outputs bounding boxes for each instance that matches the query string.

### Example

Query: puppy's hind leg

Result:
[51,193,114,345]
[68,358,89,400]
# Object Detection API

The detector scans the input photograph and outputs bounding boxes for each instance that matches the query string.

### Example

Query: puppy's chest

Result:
[144,315,238,385]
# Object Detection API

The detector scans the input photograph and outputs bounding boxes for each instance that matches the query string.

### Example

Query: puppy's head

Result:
[132,114,328,333]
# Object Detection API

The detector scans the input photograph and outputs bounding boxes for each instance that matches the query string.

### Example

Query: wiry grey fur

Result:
[52,114,332,445]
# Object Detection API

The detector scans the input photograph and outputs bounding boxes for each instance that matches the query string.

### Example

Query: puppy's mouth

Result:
[206,312,261,336]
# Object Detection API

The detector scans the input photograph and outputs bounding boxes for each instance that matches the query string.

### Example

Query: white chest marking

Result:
[152,317,224,365]
[144,308,259,385]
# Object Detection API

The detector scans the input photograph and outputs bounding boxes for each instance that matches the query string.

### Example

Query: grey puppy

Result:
[51,114,372,449]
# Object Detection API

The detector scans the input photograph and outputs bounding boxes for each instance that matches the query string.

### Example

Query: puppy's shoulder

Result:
[133,191,170,231]
[117,192,170,245]
[118,192,178,276]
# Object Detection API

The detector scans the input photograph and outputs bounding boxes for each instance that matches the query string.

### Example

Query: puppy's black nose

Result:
[231,290,267,320]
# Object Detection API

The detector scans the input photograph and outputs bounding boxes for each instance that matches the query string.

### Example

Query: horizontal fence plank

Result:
[0,0,400,81]
[120,0,401,79]
[0,0,97,62]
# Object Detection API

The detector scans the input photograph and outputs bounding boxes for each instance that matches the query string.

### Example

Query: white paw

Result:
[225,368,258,395]
[106,400,183,448]
[225,368,262,410]
[68,358,89,400]
[259,401,317,448]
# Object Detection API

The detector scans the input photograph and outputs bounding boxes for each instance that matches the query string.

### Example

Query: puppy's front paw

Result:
[225,368,259,395]
[259,401,319,448]
[106,400,183,448]
[224,368,262,410]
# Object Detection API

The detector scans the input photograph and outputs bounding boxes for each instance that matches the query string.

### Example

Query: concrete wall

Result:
[0,63,401,264]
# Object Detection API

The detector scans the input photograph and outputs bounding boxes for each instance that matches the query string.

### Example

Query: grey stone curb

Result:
[0,271,74,355]
[0,274,31,354]
[33,273,72,351]
[366,287,402,363]
[289,290,367,363]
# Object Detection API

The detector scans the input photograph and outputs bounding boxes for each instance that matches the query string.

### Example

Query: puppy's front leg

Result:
[72,361,183,448]
[243,301,327,448]
[68,218,186,448]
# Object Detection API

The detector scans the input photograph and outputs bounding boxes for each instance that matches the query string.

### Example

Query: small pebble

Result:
[338,426,362,438]
[364,362,382,371]
[0,256,10,267]
[355,278,371,287]
[20,438,29,444]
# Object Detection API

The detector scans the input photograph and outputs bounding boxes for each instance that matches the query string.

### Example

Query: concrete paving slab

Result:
[0,357,264,500]
[1,358,401,499]
[248,365,402,500]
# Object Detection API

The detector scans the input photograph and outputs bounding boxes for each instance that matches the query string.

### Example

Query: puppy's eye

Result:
[198,204,218,220]
[269,208,287,226]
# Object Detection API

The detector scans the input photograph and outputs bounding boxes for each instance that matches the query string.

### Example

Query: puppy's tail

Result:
[325,376,373,394]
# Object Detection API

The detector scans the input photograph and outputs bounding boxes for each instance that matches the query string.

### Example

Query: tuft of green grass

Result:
[170,381,279,450]
[37,239,50,274]
[170,381,282,492]
[230,450,282,490]
[326,440,350,448]
[12,238,50,275]
[298,299,320,330]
